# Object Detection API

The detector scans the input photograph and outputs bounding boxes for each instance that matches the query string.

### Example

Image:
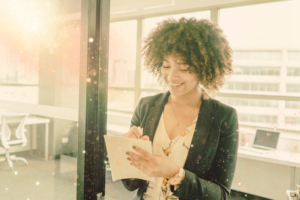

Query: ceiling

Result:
[0,0,286,21]
[109,0,270,19]
[57,0,284,22]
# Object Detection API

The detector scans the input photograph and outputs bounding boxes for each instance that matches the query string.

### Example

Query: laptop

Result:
[240,129,280,154]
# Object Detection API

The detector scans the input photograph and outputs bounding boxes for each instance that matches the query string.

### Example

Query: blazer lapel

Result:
[143,92,170,142]
[184,97,215,171]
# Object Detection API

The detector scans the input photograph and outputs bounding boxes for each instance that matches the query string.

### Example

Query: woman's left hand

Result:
[126,145,180,179]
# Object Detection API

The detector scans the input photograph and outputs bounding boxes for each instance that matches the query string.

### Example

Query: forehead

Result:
[163,55,187,64]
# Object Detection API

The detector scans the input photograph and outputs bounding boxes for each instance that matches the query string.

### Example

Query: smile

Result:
[169,82,184,87]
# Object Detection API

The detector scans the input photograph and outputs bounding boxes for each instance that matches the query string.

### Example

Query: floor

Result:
[0,152,271,200]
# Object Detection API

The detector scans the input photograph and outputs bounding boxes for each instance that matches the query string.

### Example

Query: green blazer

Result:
[121,91,239,200]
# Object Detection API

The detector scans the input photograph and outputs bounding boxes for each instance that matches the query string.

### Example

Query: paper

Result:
[104,135,155,182]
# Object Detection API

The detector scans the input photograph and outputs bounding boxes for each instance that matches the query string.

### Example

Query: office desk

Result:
[232,148,300,200]
[105,123,300,199]
[26,117,50,161]
[0,113,50,161]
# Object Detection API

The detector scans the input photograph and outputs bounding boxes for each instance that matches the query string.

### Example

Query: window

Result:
[108,20,137,112]
[223,82,279,92]
[216,96,300,128]
[0,24,39,104]
[107,10,212,113]
[288,51,300,61]
[108,89,135,112]
[219,0,300,133]
[233,66,280,76]
[285,116,300,125]
[286,101,300,109]
[217,97,279,108]
[286,84,300,93]
[0,40,39,85]
[233,51,282,61]
[109,20,137,88]
[239,113,278,124]
[287,68,300,76]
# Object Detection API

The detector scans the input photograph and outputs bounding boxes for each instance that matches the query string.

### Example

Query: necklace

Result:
[170,97,201,126]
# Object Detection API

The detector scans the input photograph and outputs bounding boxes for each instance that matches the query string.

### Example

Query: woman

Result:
[122,17,238,200]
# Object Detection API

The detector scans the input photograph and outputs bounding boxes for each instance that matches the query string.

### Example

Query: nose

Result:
[167,68,180,82]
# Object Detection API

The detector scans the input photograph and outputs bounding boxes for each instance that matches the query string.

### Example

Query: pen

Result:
[133,132,142,139]
[137,127,143,139]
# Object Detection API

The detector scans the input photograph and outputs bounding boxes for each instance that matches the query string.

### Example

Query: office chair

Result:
[287,185,300,200]
[0,114,29,171]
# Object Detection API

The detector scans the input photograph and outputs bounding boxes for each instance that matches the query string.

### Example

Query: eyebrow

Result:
[162,60,188,65]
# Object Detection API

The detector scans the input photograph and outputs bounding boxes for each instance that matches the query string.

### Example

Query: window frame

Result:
[107,0,300,135]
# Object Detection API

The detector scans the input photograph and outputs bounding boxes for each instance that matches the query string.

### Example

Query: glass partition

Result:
[0,1,81,199]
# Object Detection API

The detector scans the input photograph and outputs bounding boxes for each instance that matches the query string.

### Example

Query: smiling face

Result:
[161,55,200,98]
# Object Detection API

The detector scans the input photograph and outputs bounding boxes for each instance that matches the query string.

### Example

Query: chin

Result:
[169,88,187,97]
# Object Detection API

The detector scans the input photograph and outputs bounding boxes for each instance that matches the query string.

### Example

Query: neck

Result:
[170,86,202,107]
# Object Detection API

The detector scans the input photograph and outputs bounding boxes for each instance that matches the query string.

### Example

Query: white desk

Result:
[103,123,300,199]
[232,148,300,200]
[238,149,300,167]
[0,112,50,161]
[26,117,50,161]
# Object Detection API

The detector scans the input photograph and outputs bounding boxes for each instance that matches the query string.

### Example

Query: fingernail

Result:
[126,152,129,155]
[127,157,131,161]
[132,145,136,149]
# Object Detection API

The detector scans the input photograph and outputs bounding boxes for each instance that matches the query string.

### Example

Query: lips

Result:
[168,82,184,87]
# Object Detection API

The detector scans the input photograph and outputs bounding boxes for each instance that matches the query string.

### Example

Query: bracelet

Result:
[168,167,185,185]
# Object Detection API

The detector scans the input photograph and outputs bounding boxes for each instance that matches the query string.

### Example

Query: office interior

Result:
[0,0,300,199]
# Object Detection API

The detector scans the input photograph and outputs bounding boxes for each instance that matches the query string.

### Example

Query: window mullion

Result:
[134,18,143,107]
[210,7,219,25]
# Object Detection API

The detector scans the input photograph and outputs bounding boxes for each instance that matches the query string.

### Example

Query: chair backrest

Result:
[0,114,29,148]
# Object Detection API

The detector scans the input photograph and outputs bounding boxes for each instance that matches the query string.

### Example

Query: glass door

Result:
[0,0,111,199]
[0,0,83,199]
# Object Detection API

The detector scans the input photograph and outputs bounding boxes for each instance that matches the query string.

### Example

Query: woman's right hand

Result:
[122,126,149,141]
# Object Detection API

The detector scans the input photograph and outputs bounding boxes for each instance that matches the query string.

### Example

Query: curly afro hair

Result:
[142,17,233,93]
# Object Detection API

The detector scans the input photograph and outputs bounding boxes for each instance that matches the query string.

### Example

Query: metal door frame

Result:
[78,0,110,199]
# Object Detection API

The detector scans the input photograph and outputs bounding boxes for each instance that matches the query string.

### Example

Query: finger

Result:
[132,145,152,161]
[130,157,152,177]
[129,151,149,166]
[132,131,141,139]
[131,127,142,139]
[141,135,150,141]
[123,126,142,139]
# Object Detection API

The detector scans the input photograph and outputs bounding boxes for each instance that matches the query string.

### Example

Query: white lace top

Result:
[142,112,198,200]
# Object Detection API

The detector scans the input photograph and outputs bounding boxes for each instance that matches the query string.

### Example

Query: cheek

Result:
[186,75,199,86]
[161,70,168,79]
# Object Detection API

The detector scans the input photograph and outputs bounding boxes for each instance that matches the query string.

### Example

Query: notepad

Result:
[104,135,155,182]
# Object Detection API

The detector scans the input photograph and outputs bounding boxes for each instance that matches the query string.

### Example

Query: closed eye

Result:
[179,64,190,71]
